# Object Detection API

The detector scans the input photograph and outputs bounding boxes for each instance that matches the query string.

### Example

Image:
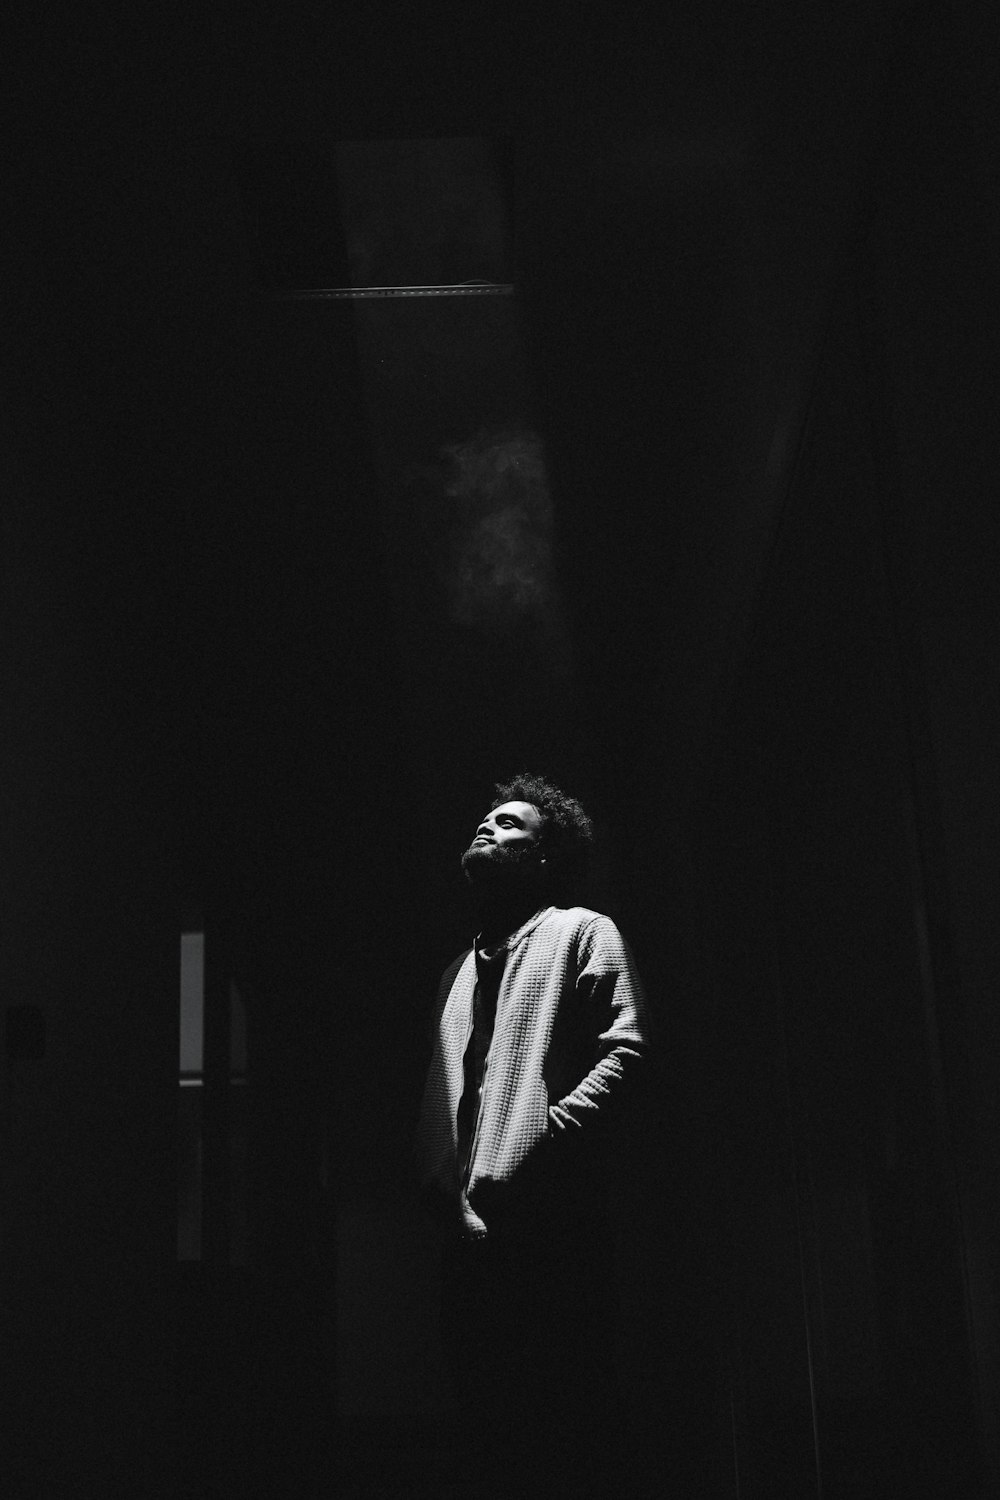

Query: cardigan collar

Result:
[474,904,555,961]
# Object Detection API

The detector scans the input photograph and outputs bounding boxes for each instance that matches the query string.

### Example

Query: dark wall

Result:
[5,112,402,1493]
[4,156,179,1487]
[684,285,987,1495]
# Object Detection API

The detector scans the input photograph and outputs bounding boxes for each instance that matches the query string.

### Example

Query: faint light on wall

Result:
[177,931,249,1264]
[180,932,204,1075]
[178,931,204,1261]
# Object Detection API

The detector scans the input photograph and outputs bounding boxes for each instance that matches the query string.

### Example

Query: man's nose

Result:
[476,818,495,839]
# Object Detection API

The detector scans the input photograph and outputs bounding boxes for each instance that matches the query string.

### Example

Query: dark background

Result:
[4,3,999,1496]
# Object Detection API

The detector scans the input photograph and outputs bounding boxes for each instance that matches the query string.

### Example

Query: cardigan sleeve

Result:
[547,914,652,1144]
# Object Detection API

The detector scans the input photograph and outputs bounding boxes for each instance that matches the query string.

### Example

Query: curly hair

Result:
[491,772,594,901]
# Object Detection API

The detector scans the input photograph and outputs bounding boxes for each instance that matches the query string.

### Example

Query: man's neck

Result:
[474,895,545,948]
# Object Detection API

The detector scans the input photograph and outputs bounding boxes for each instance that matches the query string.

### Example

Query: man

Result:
[415,774,652,1493]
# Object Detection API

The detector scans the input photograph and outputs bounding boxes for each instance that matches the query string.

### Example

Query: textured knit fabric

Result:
[415,904,651,1236]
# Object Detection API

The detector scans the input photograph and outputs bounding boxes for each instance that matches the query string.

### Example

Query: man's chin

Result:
[461,844,496,880]
[461,843,540,886]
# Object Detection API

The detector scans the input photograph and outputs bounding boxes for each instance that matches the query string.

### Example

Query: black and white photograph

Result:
[4,4,998,1496]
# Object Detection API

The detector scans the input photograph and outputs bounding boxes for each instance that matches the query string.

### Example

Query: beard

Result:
[460,839,542,889]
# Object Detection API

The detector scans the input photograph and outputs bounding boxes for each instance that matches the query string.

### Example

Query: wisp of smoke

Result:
[442,425,557,634]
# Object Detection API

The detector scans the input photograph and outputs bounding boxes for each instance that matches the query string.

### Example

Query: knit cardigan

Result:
[415,905,651,1234]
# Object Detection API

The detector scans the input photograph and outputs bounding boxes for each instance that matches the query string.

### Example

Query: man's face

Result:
[461,800,545,882]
